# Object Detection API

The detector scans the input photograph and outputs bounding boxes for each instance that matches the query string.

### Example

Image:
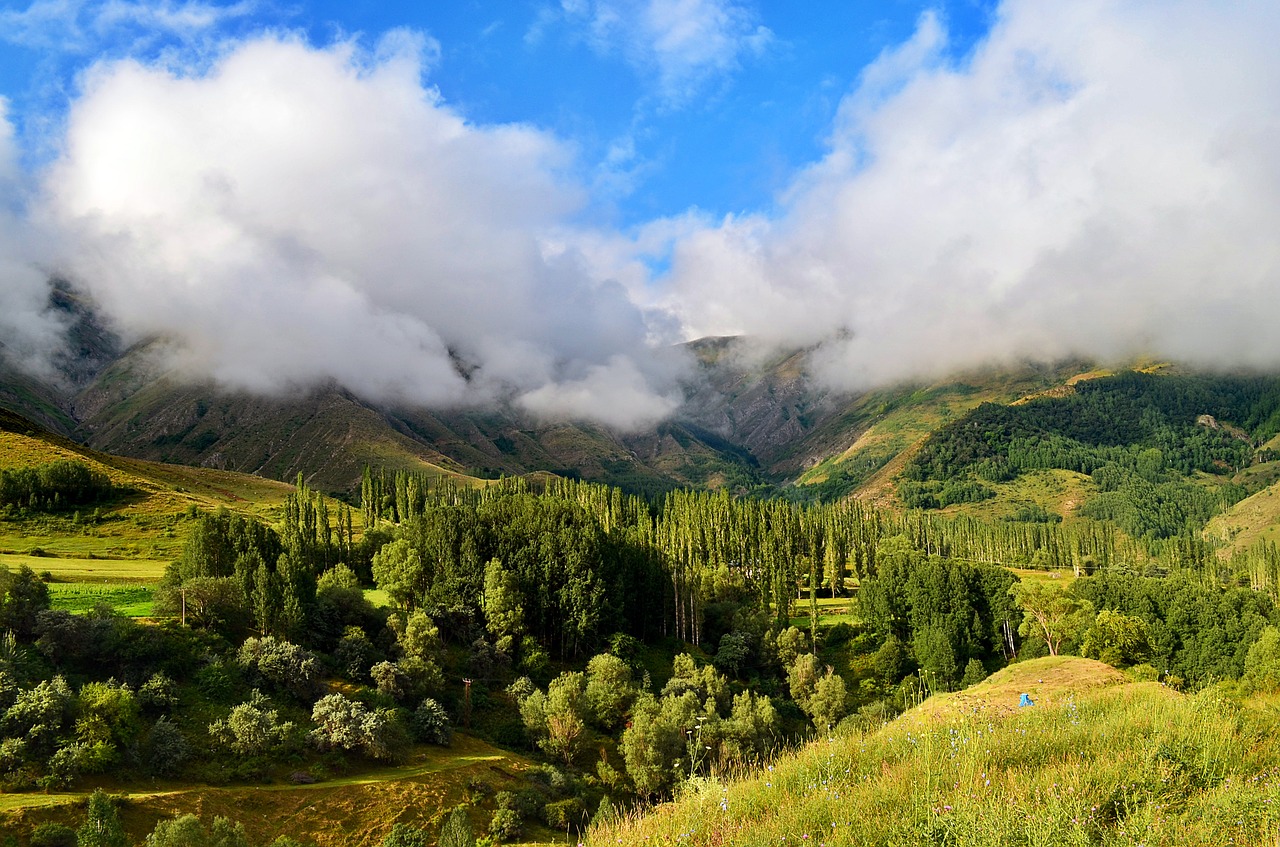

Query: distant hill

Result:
[0,284,1098,498]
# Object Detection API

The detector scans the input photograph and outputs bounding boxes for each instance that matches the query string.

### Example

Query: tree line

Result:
[0,459,119,513]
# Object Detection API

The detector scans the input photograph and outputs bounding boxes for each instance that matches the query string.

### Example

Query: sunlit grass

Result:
[591,657,1280,846]
[0,552,167,582]
[48,582,155,616]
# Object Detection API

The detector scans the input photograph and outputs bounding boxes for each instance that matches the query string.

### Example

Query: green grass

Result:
[48,582,155,616]
[363,588,392,608]
[0,552,167,582]
[591,657,1280,846]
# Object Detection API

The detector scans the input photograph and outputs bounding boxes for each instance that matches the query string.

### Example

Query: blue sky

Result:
[0,0,996,226]
[1,1,1278,428]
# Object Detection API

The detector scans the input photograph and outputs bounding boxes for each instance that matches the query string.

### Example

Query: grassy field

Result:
[0,552,168,582]
[46,582,155,616]
[590,656,1280,846]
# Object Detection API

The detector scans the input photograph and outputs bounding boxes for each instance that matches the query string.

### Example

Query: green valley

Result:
[2,361,1280,845]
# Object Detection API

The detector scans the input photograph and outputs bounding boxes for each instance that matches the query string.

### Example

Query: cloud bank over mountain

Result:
[1,0,1280,427]
[658,0,1280,389]
[35,33,685,428]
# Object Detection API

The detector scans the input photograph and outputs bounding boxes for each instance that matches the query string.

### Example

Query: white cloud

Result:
[661,0,1280,388]
[0,0,255,51]
[517,353,682,429]
[558,0,772,105]
[0,101,65,380]
[40,33,684,428]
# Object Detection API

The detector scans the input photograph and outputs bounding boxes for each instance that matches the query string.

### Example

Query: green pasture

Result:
[48,583,155,616]
[0,519,185,562]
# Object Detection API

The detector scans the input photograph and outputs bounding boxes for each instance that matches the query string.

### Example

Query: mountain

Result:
[0,288,850,496]
[6,283,1280,539]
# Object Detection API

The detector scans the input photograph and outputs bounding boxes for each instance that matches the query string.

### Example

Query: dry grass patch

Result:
[1,735,554,847]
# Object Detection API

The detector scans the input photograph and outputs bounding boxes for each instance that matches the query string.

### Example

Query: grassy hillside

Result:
[1206,475,1280,555]
[790,361,1102,503]
[0,407,295,563]
[591,656,1280,846]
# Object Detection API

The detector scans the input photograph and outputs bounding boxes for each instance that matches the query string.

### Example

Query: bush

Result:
[138,672,178,713]
[412,697,453,746]
[238,637,323,701]
[380,824,431,847]
[142,716,191,776]
[208,691,296,756]
[489,808,522,841]
[1127,663,1160,682]
[310,693,409,762]
[496,788,542,818]
[542,797,585,831]
[30,822,77,847]
[438,807,475,847]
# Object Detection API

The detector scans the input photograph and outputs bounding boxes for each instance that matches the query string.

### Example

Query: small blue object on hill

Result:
[1019,693,1034,707]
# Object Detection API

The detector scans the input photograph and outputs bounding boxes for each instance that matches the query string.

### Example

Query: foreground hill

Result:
[590,656,1280,846]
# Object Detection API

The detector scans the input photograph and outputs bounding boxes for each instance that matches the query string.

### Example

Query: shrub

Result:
[488,808,522,841]
[380,824,431,847]
[138,672,178,713]
[412,697,453,746]
[30,822,77,847]
[144,815,251,847]
[208,691,296,756]
[310,693,409,762]
[142,716,191,777]
[76,789,126,847]
[238,636,323,701]
[542,797,585,831]
[438,807,475,847]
